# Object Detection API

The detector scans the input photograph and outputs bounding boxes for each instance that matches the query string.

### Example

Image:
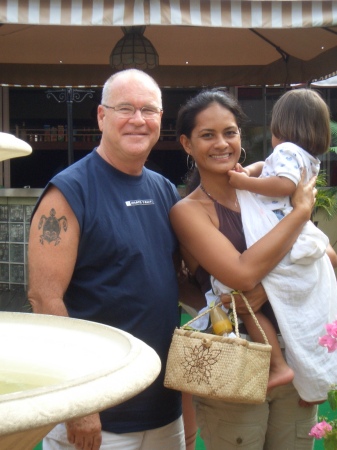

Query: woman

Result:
[170,89,322,450]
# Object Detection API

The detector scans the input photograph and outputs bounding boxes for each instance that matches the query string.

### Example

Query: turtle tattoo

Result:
[38,208,68,245]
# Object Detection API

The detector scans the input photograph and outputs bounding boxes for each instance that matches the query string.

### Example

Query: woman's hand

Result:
[290,170,317,220]
[220,284,268,314]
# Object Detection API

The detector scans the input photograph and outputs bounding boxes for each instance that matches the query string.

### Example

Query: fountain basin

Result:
[0,132,32,161]
[0,312,161,450]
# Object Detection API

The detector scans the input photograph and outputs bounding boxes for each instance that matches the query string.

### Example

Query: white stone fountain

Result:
[0,132,32,161]
[0,312,161,450]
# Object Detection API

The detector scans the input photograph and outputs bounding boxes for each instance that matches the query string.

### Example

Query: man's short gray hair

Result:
[101,69,162,106]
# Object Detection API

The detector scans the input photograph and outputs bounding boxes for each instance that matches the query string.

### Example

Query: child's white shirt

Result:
[212,190,337,402]
[257,142,320,213]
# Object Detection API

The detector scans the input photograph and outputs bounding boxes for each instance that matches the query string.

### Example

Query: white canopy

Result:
[312,75,337,86]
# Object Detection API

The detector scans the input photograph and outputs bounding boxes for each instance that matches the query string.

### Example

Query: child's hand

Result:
[228,169,249,189]
[232,163,250,175]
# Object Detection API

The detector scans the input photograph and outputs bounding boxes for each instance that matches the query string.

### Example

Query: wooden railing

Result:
[12,127,177,144]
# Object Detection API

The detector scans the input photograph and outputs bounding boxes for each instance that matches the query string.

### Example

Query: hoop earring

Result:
[239,148,246,164]
[187,154,195,171]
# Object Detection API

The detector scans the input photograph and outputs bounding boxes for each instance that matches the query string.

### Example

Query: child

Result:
[216,89,337,402]
[229,88,331,265]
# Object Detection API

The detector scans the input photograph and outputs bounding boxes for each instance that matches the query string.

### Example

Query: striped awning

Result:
[1,1,337,87]
[1,0,337,29]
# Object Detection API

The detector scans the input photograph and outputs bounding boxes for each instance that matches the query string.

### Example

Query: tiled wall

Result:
[0,197,37,291]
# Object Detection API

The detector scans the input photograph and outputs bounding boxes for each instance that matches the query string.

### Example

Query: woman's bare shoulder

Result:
[171,193,207,217]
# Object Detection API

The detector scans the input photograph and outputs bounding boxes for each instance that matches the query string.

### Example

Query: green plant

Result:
[313,172,337,220]
[305,124,337,450]
[309,320,337,450]
[312,120,337,220]
[330,120,337,154]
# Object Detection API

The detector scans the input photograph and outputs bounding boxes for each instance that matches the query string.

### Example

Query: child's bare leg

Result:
[298,398,325,408]
[241,311,294,390]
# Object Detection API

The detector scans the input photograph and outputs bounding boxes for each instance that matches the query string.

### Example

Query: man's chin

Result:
[127,138,157,151]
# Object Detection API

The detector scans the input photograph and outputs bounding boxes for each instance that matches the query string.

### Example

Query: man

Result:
[28,69,186,450]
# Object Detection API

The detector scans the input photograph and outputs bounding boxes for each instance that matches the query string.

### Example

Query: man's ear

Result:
[97,105,105,132]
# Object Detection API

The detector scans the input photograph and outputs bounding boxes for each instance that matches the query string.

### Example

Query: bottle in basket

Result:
[210,305,233,336]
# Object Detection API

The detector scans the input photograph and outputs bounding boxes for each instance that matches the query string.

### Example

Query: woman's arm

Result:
[170,174,316,292]
[327,243,337,268]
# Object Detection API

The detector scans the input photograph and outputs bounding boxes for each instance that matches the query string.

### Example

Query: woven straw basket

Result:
[164,292,272,404]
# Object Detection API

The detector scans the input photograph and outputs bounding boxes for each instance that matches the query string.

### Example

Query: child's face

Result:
[272,135,284,149]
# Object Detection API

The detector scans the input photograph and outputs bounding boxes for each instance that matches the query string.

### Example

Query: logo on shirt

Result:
[125,199,155,207]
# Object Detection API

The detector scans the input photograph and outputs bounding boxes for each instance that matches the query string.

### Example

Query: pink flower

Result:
[326,321,337,338]
[319,334,337,353]
[309,421,333,439]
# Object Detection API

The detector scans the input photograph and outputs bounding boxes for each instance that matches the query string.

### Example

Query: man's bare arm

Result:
[27,185,102,450]
[28,185,79,315]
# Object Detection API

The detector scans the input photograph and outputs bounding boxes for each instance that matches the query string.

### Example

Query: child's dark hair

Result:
[271,88,331,156]
[176,89,247,192]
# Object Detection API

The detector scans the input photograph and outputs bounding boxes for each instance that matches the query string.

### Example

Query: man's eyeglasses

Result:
[102,104,163,119]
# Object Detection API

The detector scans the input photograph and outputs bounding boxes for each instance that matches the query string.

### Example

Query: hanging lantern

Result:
[110,26,159,70]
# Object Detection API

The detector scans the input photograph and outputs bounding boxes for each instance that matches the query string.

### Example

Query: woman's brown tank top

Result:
[195,201,246,295]
[194,200,278,331]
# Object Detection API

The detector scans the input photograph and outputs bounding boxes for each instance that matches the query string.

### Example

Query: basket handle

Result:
[182,290,270,345]
[231,291,269,345]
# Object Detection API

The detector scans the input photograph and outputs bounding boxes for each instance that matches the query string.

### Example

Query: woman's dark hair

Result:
[176,88,247,193]
[176,88,247,139]
[271,88,331,156]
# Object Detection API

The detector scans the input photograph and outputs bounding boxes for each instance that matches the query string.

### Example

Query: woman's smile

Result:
[209,152,232,160]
